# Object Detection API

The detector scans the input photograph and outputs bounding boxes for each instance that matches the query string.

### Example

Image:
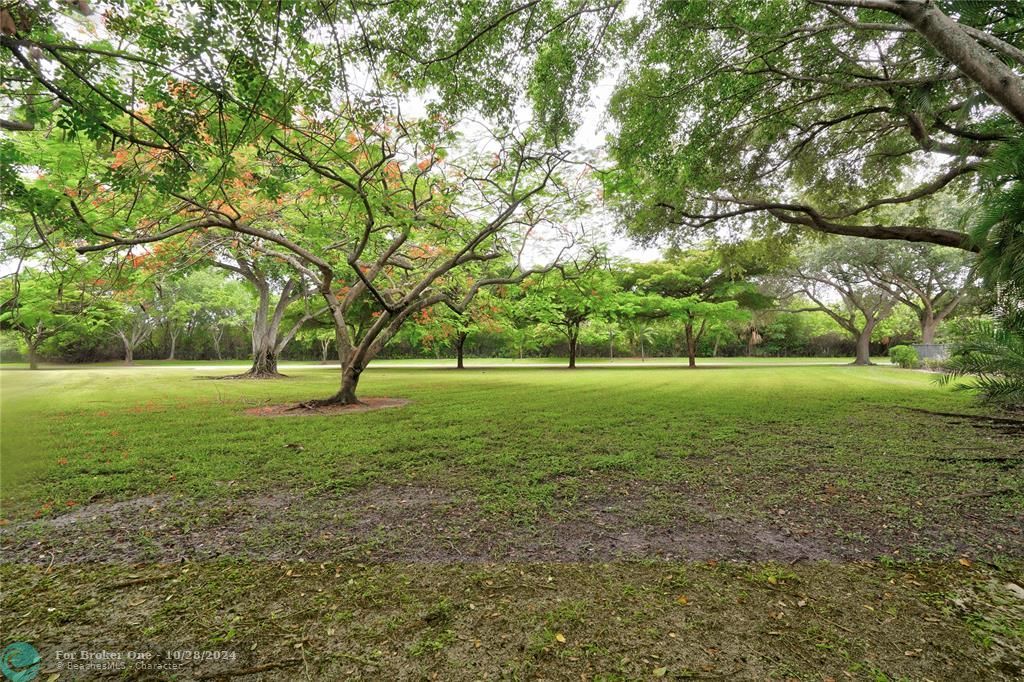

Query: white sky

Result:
[572,78,662,263]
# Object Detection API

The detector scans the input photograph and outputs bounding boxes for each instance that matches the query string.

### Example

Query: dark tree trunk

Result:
[336,366,361,404]
[685,323,697,368]
[244,346,280,377]
[291,363,363,408]
[456,332,467,369]
[568,327,579,369]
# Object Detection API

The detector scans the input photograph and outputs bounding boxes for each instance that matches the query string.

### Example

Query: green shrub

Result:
[888,345,920,369]
[939,295,1024,407]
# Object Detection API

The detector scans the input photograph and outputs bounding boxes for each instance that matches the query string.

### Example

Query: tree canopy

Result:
[604,0,1023,252]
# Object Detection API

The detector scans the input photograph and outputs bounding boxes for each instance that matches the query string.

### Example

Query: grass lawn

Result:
[1,364,1021,679]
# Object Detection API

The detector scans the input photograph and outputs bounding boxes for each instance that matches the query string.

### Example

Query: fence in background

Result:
[912,344,950,361]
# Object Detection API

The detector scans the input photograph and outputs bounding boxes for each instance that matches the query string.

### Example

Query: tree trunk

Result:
[853,330,873,365]
[892,0,1024,127]
[212,329,223,360]
[320,339,331,363]
[568,328,578,369]
[246,346,279,377]
[27,342,39,370]
[167,330,177,361]
[231,281,290,378]
[236,318,286,378]
[456,332,467,369]
[123,342,134,365]
[334,365,362,404]
[685,323,697,368]
[921,315,938,345]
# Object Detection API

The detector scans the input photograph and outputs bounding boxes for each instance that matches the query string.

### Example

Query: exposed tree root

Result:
[203,370,289,380]
[245,398,409,417]
[286,396,362,411]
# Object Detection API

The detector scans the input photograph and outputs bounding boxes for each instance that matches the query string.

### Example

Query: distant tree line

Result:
[1,238,979,368]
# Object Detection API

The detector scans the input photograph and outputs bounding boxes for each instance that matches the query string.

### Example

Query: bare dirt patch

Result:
[243,397,411,417]
[5,479,1019,566]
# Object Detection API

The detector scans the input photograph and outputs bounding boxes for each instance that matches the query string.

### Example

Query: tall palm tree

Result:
[622,320,656,362]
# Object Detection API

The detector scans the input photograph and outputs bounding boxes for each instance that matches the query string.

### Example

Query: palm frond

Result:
[938,292,1024,407]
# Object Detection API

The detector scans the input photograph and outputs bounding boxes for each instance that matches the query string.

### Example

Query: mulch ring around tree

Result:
[244,397,411,417]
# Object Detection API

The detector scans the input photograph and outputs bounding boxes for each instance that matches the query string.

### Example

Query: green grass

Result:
[1,363,1021,679]
[0,363,1012,521]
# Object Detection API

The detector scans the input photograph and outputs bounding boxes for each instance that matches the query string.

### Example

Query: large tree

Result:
[621,248,769,367]
[0,265,109,369]
[785,242,900,364]
[68,118,579,403]
[524,264,620,369]
[604,0,1024,252]
[2,0,588,404]
[853,240,977,343]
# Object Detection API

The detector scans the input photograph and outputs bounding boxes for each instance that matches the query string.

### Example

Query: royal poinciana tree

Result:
[67,114,579,404]
[2,0,594,402]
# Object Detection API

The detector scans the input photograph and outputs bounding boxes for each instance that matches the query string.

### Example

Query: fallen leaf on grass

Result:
[676,595,688,605]
[554,633,566,644]
[653,666,667,677]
